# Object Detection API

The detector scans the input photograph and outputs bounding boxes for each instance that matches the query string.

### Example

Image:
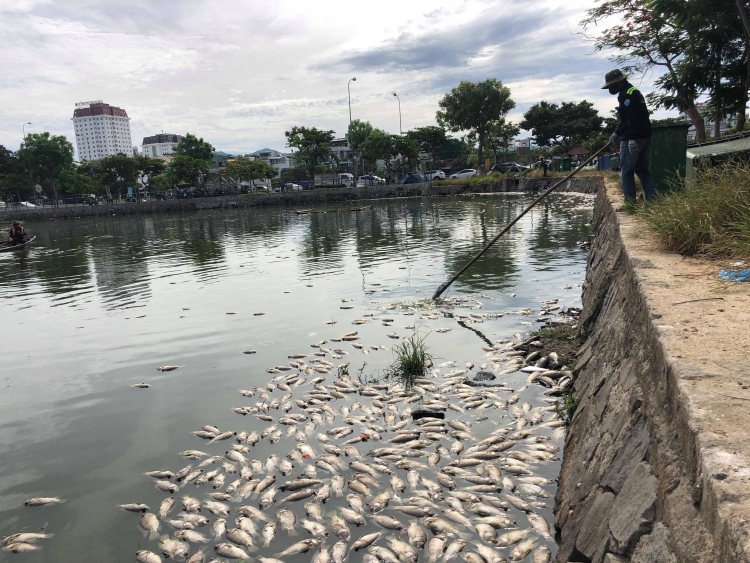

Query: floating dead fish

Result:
[157,365,181,372]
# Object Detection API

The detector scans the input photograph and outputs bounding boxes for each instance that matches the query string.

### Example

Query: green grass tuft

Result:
[637,161,750,260]
[386,332,432,390]
[555,393,580,425]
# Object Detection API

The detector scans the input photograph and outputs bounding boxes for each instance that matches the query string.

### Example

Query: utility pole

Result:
[393,93,402,135]
[22,122,31,142]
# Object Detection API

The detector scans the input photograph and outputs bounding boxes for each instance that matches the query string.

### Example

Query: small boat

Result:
[0,236,36,252]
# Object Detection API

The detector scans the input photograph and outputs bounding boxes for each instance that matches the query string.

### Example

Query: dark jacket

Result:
[616,82,652,141]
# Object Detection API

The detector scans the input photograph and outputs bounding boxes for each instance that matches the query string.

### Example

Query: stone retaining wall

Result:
[1,177,602,221]
[554,186,750,562]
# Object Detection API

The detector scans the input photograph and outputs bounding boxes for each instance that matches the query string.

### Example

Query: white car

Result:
[19,201,37,208]
[356,175,384,187]
[286,183,303,191]
[426,170,446,180]
[449,169,477,179]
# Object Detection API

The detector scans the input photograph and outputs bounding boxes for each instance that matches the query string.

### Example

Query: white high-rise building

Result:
[71,100,133,162]
[141,133,182,161]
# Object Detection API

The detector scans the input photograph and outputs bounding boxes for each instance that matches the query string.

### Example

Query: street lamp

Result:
[393,93,402,136]
[348,78,357,125]
[22,122,31,141]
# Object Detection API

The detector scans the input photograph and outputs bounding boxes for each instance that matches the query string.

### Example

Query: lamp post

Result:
[348,78,357,125]
[348,78,356,178]
[22,122,31,142]
[393,93,402,136]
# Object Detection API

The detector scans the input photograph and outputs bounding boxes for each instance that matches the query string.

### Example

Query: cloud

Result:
[0,0,677,156]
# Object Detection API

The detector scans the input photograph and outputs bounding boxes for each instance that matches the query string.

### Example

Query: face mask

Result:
[608,85,620,95]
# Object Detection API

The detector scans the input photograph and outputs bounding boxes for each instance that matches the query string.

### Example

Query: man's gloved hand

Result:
[609,133,619,147]
[628,139,640,157]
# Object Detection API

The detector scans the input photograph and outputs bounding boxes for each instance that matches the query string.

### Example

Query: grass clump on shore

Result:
[387,332,432,390]
[637,162,750,260]
[555,393,580,425]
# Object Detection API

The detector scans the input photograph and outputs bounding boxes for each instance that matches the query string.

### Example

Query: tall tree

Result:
[93,153,139,197]
[133,155,167,194]
[170,155,208,185]
[174,133,215,163]
[520,101,603,149]
[485,119,521,163]
[436,79,515,172]
[285,126,337,184]
[360,130,419,178]
[0,145,33,200]
[57,169,98,196]
[347,119,374,176]
[17,132,74,204]
[226,157,277,189]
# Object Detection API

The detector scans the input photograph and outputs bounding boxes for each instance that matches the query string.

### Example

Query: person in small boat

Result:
[8,221,28,245]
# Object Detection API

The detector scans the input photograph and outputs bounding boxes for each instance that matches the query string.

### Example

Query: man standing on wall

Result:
[603,69,656,201]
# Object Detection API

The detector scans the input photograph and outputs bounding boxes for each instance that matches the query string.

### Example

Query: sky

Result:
[0,0,675,158]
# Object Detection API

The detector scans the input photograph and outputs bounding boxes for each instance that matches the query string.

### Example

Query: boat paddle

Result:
[432,143,610,300]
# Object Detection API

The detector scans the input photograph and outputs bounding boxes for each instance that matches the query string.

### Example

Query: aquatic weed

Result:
[386,331,432,390]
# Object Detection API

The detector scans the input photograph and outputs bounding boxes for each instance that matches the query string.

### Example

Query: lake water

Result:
[0,194,593,562]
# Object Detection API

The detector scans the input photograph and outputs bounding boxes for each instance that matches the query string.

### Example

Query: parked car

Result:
[449,169,477,179]
[286,183,303,191]
[339,173,355,187]
[490,162,528,173]
[425,170,446,180]
[0,201,6,209]
[357,175,383,187]
[402,173,424,184]
[19,201,37,208]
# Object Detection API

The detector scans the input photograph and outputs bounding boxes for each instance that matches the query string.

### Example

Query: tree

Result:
[170,155,208,185]
[347,119,374,153]
[581,0,707,140]
[0,145,33,200]
[520,101,604,149]
[174,133,215,163]
[16,132,74,204]
[92,153,139,197]
[360,129,420,179]
[57,169,98,196]
[486,120,521,163]
[133,155,167,193]
[436,79,515,172]
[285,126,337,184]
[226,157,278,188]
[280,165,308,184]
[347,119,374,176]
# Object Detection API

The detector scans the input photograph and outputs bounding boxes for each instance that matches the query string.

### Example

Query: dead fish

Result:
[527,513,552,539]
[214,542,250,559]
[1,533,54,546]
[277,508,298,535]
[135,550,162,563]
[332,540,349,563]
[117,503,150,513]
[532,546,551,563]
[139,512,160,539]
[261,522,276,546]
[371,514,404,530]
[353,531,382,551]
[132,383,150,388]
[340,507,366,526]
[226,527,256,549]
[159,497,175,518]
[331,514,351,539]
[157,365,181,371]
[509,538,535,561]
[427,535,447,563]
[175,529,211,544]
[24,497,65,507]
[274,538,322,557]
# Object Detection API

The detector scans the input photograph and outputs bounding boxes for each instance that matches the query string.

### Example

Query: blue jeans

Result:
[620,138,656,200]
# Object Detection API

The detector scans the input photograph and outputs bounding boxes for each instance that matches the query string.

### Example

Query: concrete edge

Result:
[600,182,750,561]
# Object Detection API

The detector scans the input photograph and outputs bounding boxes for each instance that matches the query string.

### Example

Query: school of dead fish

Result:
[6,295,577,563]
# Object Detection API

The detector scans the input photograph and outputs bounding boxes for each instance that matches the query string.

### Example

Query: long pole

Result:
[393,93,402,135]
[22,122,31,141]
[432,143,609,300]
